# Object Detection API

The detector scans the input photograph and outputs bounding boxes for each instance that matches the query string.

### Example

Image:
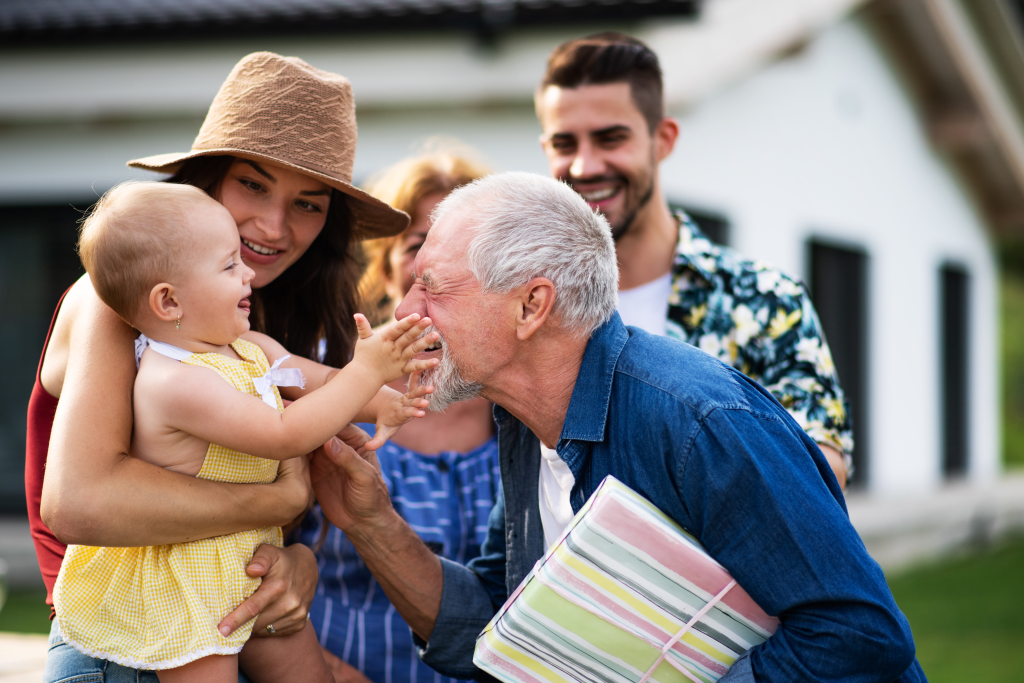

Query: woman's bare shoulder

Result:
[40,275,135,397]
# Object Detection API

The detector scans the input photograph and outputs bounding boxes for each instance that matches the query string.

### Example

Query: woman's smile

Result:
[240,237,285,265]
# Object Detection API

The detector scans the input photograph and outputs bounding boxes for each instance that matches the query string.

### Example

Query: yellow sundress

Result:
[54,338,296,670]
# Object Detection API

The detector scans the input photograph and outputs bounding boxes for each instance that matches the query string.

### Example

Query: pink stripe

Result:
[542,563,728,677]
[478,643,548,683]
[667,640,729,677]
[533,572,665,652]
[592,497,778,632]
[638,580,737,683]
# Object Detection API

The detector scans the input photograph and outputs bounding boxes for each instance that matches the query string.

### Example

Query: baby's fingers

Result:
[393,320,435,353]
[382,313,423,342]
[404,357,440,374]
[405,382,433,400]
[354,313,375,340]
[402,331,439,359]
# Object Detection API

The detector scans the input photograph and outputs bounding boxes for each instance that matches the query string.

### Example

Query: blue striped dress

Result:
[294,432,500,683]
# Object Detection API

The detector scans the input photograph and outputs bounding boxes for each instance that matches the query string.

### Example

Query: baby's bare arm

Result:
[154,316,439,461]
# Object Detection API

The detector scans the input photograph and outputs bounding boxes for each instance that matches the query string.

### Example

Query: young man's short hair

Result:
[540,32,664,132]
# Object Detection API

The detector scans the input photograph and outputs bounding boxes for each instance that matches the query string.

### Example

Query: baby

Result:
[53,181,439,683]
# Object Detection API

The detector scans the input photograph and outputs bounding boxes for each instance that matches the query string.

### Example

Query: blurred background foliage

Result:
[1000,242,1024,469]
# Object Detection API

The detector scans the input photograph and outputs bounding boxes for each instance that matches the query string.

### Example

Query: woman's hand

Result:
[218,543,318,638]
[321,648,373,683]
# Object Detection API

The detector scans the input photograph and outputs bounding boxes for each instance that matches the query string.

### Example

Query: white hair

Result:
[432,172,618,335]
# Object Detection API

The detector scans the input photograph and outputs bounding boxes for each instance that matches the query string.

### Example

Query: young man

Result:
[535,33,853,487]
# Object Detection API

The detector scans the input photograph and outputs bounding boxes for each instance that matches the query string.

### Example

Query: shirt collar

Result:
[673,212,719,284]
[558,311,629,444]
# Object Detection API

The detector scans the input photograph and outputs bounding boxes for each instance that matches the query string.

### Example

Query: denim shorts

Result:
[43,620,252,683]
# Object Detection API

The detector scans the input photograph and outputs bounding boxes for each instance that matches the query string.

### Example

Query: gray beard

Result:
[421,337,482,412]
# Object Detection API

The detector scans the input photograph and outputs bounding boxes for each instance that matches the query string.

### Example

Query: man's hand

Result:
[311,436,444,640]
[311,436,394,534]
[321,648,373,683]
[218,543,318,637]
[336,423,373,454]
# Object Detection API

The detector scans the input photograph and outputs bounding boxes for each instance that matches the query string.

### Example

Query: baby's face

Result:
[176,201,256,345]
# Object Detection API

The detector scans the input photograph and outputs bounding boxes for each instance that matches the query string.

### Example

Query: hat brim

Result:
[128,149,410,241]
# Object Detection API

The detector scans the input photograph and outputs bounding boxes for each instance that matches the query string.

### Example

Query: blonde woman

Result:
[294,150,497,683]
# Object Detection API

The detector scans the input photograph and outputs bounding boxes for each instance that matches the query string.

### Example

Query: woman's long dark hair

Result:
[165,155,361,367]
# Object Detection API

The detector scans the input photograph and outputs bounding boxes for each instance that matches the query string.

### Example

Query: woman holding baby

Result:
[27,53,475,682]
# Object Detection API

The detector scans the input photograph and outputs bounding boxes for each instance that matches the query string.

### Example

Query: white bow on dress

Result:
[135,333,306,409]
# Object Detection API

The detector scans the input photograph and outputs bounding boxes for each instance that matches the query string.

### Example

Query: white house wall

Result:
[661,15,999,494]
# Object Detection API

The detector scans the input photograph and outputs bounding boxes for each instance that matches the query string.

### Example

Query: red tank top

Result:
[25,289,71,610]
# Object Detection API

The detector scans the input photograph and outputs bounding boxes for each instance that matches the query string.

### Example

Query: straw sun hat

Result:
[129,51,409,240]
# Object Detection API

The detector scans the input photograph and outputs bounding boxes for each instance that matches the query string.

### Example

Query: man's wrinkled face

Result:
[537,82,657,240]
[393,216,513,411]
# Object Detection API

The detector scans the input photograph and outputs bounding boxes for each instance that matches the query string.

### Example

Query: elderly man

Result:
[312,173,925,683]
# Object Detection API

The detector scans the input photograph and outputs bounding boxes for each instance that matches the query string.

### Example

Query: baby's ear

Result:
[148,283,179,322]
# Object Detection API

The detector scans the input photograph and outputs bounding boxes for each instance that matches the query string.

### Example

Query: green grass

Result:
[0,588,51,634]
[888,538,1024,683]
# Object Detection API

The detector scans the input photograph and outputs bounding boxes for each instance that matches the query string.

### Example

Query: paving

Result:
[847,471,1024,573]
[0,632,47,682]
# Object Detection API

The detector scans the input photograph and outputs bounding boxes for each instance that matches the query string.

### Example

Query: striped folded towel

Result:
[474,476,778,683]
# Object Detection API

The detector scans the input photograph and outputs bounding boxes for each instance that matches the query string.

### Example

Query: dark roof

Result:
[0,0,701,45]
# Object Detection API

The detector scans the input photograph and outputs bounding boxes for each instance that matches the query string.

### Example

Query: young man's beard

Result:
[418,329,482,412]
[566,158,657,242]
[610,178,655,242]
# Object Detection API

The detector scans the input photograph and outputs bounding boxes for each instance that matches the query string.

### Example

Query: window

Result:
[0,204,83,515]
[807,240,870,487]
[940,263,970,478]
[670,203,730,247]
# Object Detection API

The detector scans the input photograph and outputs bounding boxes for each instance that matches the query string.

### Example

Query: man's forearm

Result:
[345,509,444,639]
[817,443,848,489]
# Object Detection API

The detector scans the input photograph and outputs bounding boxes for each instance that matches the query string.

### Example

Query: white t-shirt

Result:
[616,272,672,337]
[538,444,576,550]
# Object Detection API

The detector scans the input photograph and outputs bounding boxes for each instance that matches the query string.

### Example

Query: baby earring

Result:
[176,314,181,330]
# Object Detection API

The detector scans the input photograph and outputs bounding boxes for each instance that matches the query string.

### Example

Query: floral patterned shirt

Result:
[665,213,854,458]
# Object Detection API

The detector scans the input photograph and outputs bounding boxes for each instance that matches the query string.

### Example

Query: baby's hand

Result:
[366,374,435,450]
[352,313,439,385]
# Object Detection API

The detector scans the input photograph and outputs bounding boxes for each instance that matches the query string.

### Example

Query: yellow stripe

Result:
[556,545,733,663]
[556,545,679,632]
[482,628,573,683]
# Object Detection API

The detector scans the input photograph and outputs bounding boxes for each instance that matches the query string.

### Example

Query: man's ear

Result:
[654,117,679,163]
[516,277,556,341]
[148,283,180,323]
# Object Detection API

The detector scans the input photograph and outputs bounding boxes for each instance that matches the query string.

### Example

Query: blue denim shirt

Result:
[417,313,926,683]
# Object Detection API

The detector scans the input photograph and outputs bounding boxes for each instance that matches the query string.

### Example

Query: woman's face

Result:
[386,192,446,303]
[216,158,333,289]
